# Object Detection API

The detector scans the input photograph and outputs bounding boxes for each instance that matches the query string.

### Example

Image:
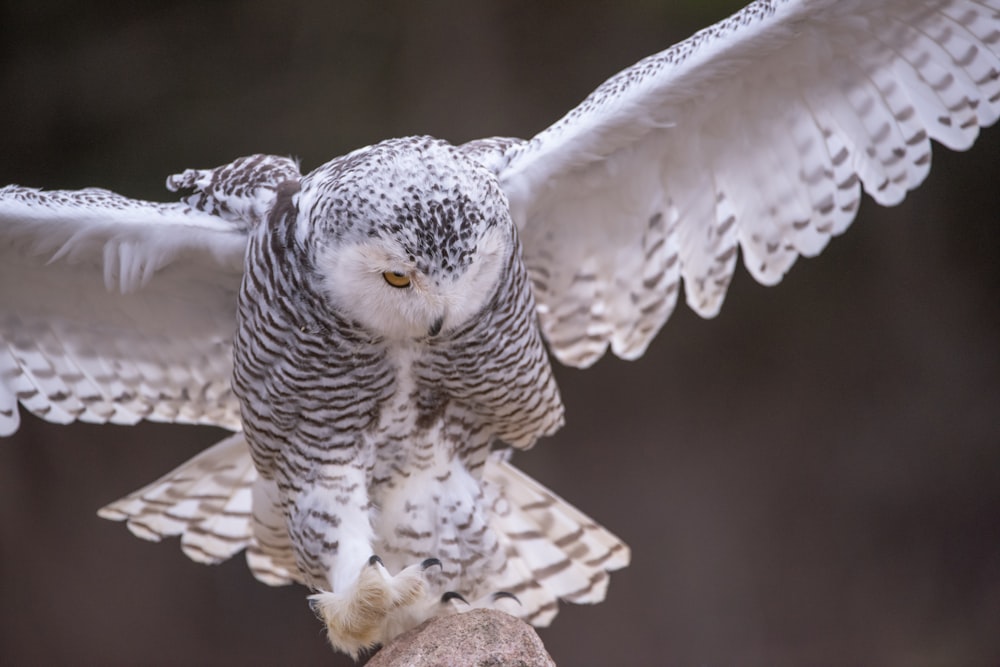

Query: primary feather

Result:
[0,185,245,435]
[502,0,1000,366]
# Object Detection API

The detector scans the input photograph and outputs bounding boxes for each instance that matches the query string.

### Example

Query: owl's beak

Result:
[428,315,444,337]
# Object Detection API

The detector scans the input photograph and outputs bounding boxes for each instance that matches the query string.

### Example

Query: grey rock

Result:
[367,609,556,667]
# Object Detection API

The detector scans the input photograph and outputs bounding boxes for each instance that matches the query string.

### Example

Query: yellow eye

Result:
[383,271,411,288]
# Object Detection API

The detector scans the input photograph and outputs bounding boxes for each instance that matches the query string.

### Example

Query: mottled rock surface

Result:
[367,609,556,667]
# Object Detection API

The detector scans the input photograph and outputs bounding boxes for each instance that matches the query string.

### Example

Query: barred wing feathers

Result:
[500,0,1000,367]
[0,184,247,435]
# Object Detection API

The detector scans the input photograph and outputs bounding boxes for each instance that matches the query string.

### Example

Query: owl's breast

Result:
[367,344,448,481]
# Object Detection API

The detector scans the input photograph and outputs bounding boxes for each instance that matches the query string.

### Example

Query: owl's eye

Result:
[383,271,411,288]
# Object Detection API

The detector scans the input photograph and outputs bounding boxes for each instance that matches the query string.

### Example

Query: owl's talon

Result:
[441,589,523,612]
[368,554,384,567]
[421,557,442,570]
[492,591,521,605]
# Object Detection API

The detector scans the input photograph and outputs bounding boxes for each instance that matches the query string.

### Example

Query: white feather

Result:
[0,185,246,435]
[499,0,1000,367]
[485,455,630,626]
[98,432,257,564]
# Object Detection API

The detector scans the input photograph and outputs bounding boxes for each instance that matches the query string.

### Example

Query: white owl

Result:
[2,0,999,660]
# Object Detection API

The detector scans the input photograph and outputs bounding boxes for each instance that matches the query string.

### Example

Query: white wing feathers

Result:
[500,0,1000,367]
[0,184,247,435]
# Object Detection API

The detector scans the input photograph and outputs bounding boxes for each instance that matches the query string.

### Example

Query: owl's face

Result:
[316,221,510,340]
[308,137,513,341]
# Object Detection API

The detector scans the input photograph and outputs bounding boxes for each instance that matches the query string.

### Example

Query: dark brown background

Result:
[1,1,999,665]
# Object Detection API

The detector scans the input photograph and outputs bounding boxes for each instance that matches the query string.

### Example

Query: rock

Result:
[366,609,556,667]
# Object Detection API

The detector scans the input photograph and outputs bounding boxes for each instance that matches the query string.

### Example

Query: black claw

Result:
[492,591,522,606]
[441,591,469,605]
[368,554,384,567]
[421,557,442,571]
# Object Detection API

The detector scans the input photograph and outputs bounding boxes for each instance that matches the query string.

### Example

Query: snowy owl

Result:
[2,0,999,659]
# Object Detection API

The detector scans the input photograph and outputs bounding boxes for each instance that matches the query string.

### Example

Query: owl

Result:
[2,0,999,659]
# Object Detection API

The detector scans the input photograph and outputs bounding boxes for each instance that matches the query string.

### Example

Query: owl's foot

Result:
[309,555,441,658]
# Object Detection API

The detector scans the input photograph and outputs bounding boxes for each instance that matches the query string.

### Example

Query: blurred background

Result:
[1,1,999,665]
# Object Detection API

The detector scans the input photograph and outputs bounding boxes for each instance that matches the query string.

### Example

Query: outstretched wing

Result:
[499,0,1000,367]
[0,184,246,435]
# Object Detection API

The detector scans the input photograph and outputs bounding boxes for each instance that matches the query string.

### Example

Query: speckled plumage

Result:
[2,0,1000,658]
[229,139,565,617]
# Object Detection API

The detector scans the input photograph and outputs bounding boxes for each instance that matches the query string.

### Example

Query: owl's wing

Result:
[498,0,1000,367]
[0,182,248,435]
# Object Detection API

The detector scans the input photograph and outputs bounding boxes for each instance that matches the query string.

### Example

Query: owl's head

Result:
[303,137,513,341]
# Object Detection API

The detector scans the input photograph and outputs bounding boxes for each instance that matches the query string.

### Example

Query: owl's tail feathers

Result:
[98,432,254,562]
[484,457,630,628]
[97,432,297,586]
